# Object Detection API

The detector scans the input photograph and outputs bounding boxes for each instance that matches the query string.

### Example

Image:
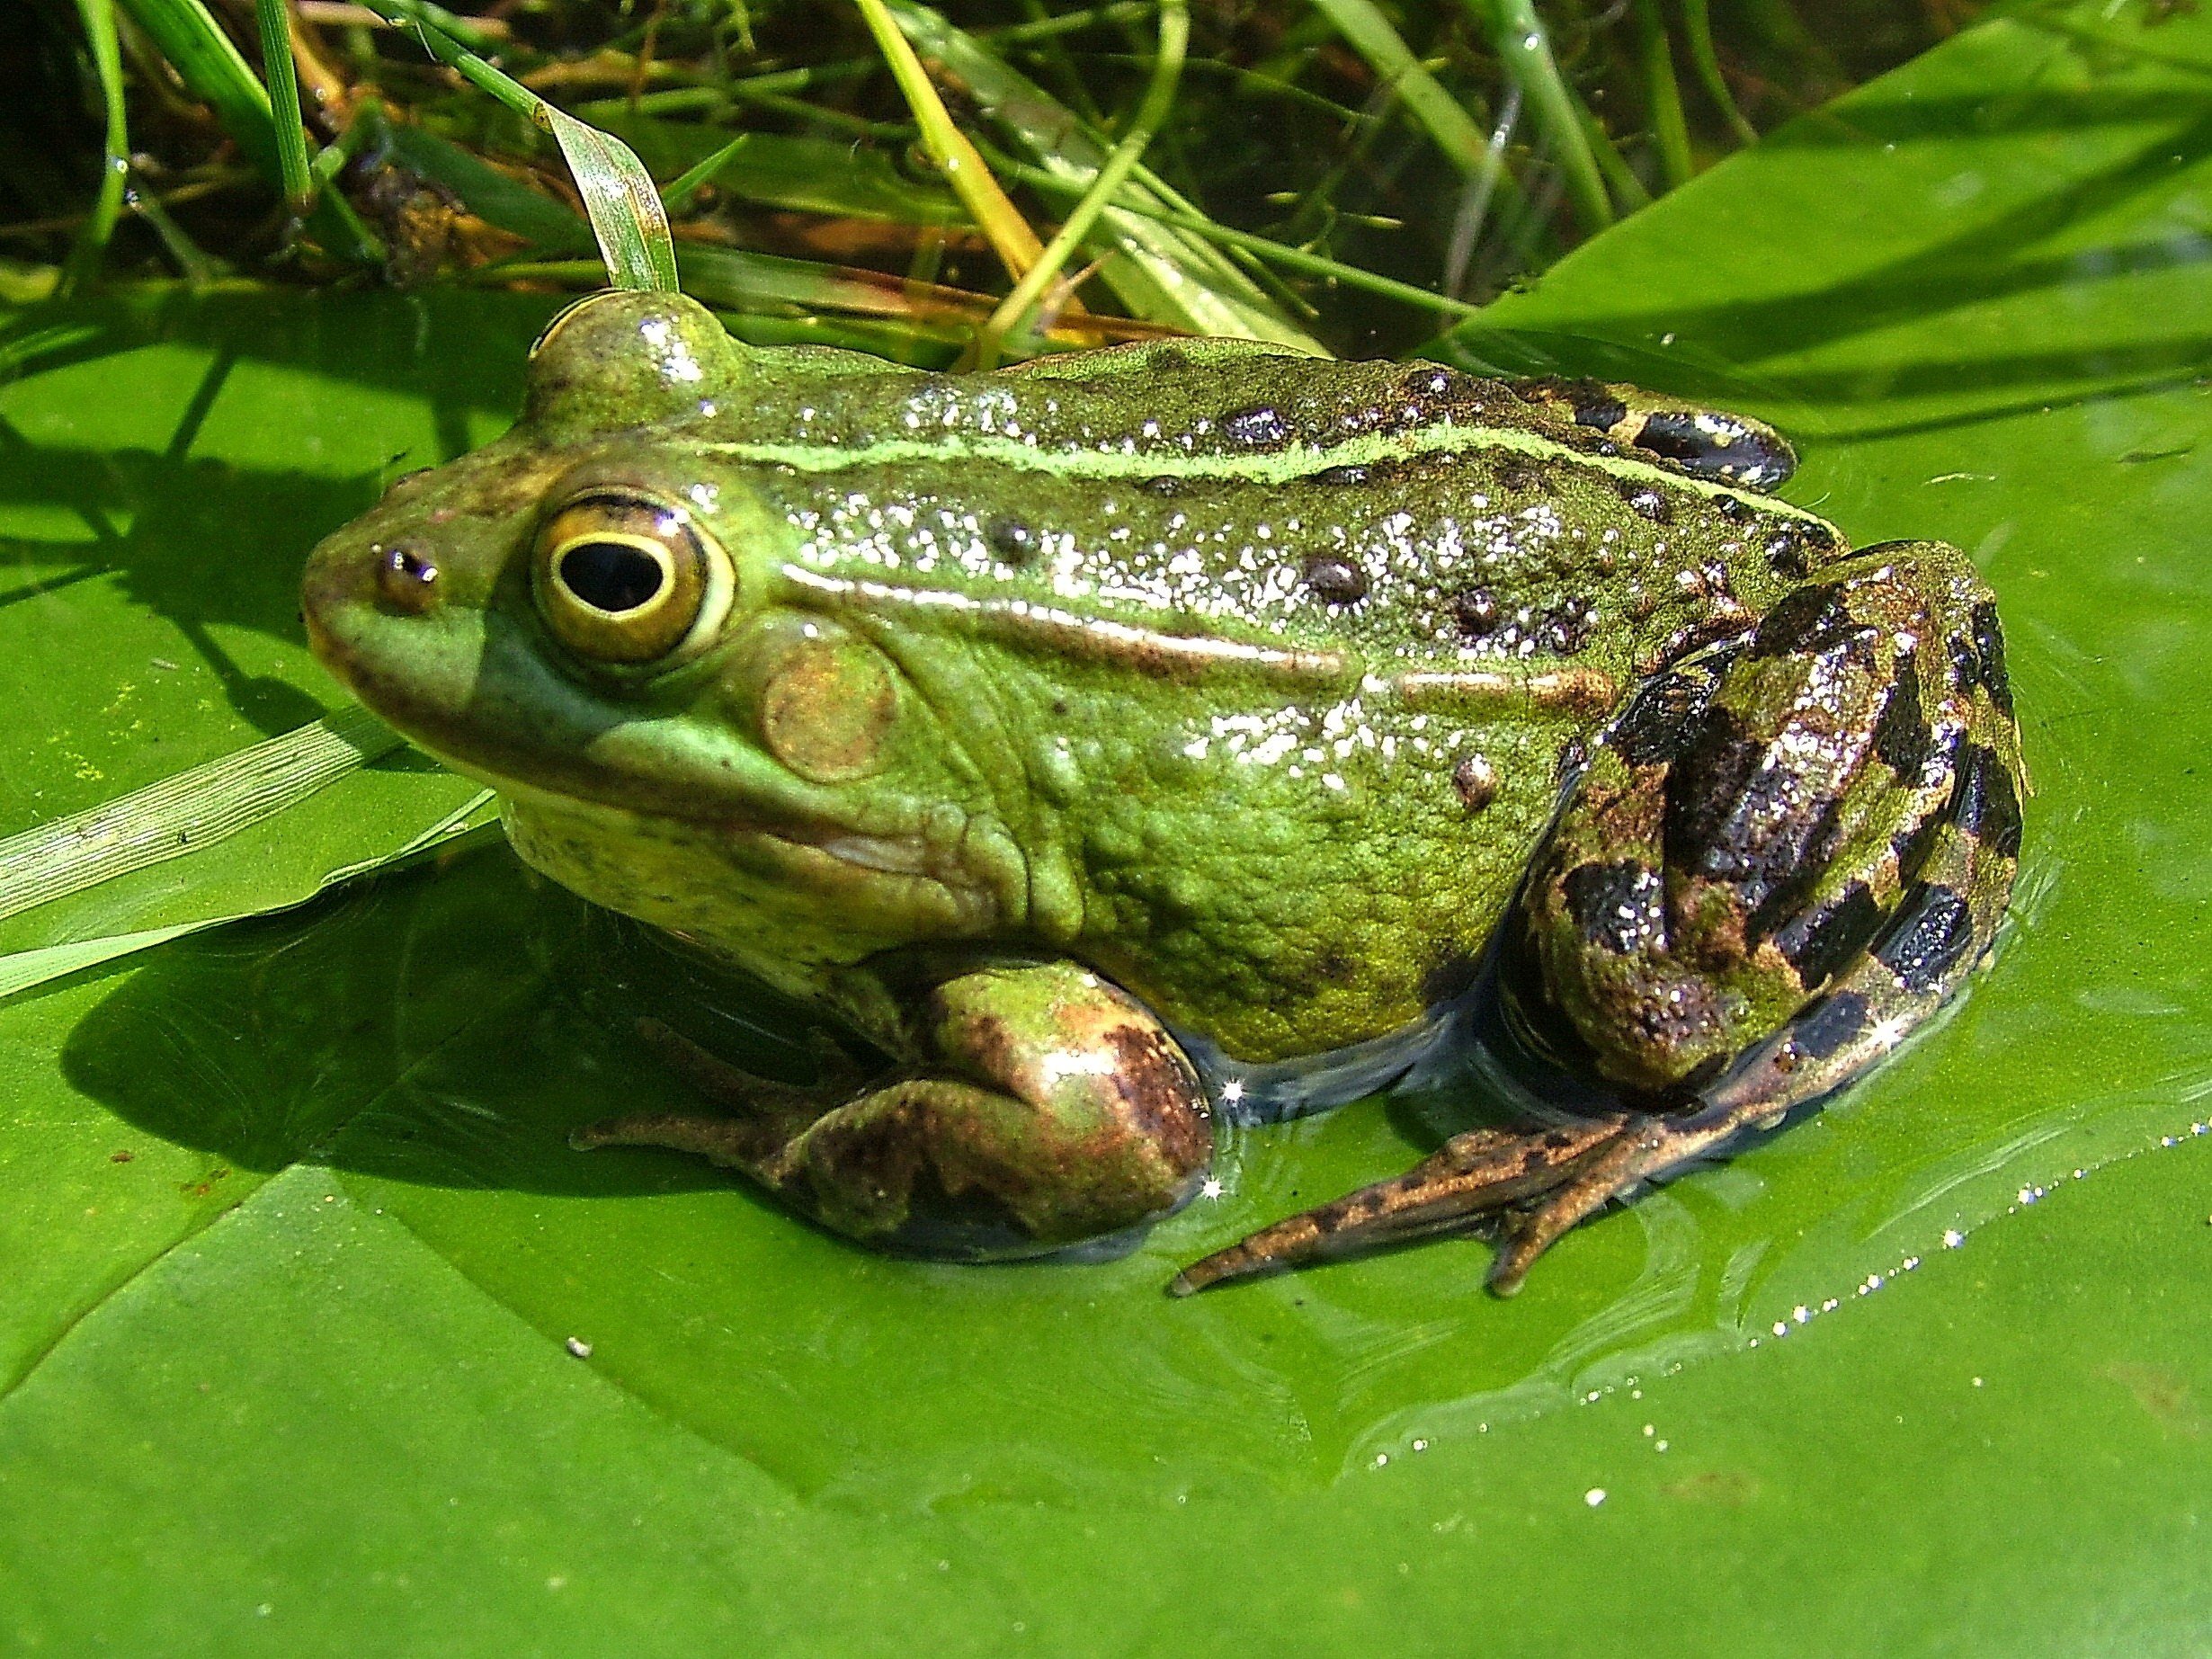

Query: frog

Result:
[301,290,2025,1296]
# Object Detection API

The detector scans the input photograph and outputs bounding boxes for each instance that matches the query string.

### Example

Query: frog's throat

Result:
[485,771,1018,959]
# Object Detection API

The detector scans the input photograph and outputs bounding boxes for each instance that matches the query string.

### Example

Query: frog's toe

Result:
[1169,1116,1636,1296]
[569,1108,789,1175]
[1172,1107,1756,1297]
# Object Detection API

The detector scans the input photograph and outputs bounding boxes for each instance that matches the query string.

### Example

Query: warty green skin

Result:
[302,291,2023,1290]
[308,293,1833,1060]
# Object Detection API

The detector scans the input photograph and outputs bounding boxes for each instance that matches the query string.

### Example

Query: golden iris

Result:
[532,493,730,665]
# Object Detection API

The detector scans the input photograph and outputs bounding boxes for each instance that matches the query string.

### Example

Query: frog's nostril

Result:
[558,540,667,613]
[375,542,440,614]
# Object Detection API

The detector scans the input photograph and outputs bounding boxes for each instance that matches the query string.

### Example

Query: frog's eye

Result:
[532,492,733,666]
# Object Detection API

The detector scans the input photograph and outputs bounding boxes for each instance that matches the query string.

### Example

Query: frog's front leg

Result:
[1176,543,2023,1297]
[576,959,1214,1259]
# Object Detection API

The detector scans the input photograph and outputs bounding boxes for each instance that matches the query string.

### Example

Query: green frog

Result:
[302,290,2025,1295]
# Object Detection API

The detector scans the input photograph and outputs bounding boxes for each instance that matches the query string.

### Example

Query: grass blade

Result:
[656,132,754,216]
[851,0,1049,287]
[352,0,677,290]
[997,154,1482,321]
[0,786,498,1003]
[1459,0,1615,232]
[1303,0,1516,196]
[1637,0,1695,188]
[0,705,399,928]
[887,0,1324,350]
[61,0,130,293]
[252,0,316,213]
[111,0,381,262]
[978,0,1189,360]
[1680,0,1759,146]
[114,0,272,163]
[539,108,679,290]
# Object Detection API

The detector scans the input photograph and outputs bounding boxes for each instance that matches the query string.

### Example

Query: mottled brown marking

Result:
[1104,1025,1211,1175]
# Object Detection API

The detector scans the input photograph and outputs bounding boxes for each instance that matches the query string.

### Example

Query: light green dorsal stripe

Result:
[700,422,1828,522]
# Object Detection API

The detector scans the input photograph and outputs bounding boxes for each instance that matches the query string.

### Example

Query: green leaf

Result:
[59,0,129,293]
[534,105,680,293]
[576,116,965,226]
[0,286,515,983]
[5,3,2212,1647]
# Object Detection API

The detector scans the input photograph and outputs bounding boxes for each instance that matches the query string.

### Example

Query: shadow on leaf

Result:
[59,841,825,1202]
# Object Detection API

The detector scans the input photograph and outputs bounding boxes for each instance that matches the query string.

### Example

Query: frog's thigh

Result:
[1525,540,2024,1100]
[1173,546,2022,1300]
[789,961,1214,1258]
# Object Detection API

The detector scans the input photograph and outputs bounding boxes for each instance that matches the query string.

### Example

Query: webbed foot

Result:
[1171,1110,1751,1297]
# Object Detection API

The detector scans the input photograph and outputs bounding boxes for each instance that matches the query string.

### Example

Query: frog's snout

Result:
[299,518,448,708]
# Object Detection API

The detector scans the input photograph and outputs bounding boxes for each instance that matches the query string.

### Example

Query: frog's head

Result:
[303,290,1026,944]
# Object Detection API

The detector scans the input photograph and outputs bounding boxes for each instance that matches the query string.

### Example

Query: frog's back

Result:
[657,341,1858,1063]
[704,340,1844,686]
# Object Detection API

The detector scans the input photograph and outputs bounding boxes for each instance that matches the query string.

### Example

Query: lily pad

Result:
[4,3,2211,1649]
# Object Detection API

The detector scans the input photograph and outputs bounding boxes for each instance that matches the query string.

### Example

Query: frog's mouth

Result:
[303,557,992,915]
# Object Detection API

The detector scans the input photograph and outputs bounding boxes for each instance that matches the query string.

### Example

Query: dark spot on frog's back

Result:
[1450,586,1500,638]
[1223,406,1291,447]
[1762,527,1807,577]
[1451,754,1497,812]
[1310,464,1370,487]
[1747,583,1863,660]
[1665,707,1843,902]
[1954,743,2023,859]
[1539,598,1597,654]
[1619,480,1672,523]
[1872,881,1975,992]
[1402,365,1460,400]
[987,518,1039,565]
[1301,555,1369,604]
[1612,656,1727,769]
[1573,392,1629,433]
[1633,410,1797,490]
[1493,459,1544,496]
[1871,665,1930,778]
[1792,990,1869,1060]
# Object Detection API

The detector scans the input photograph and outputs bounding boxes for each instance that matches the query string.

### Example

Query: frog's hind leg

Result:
[572,1019,868,1173]
[1511,376,1797,491]
[1173,543,2023,1298]
[579,961,1215,1261]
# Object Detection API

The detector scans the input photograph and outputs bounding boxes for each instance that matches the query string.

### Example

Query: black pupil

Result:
[560,540,665,612]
